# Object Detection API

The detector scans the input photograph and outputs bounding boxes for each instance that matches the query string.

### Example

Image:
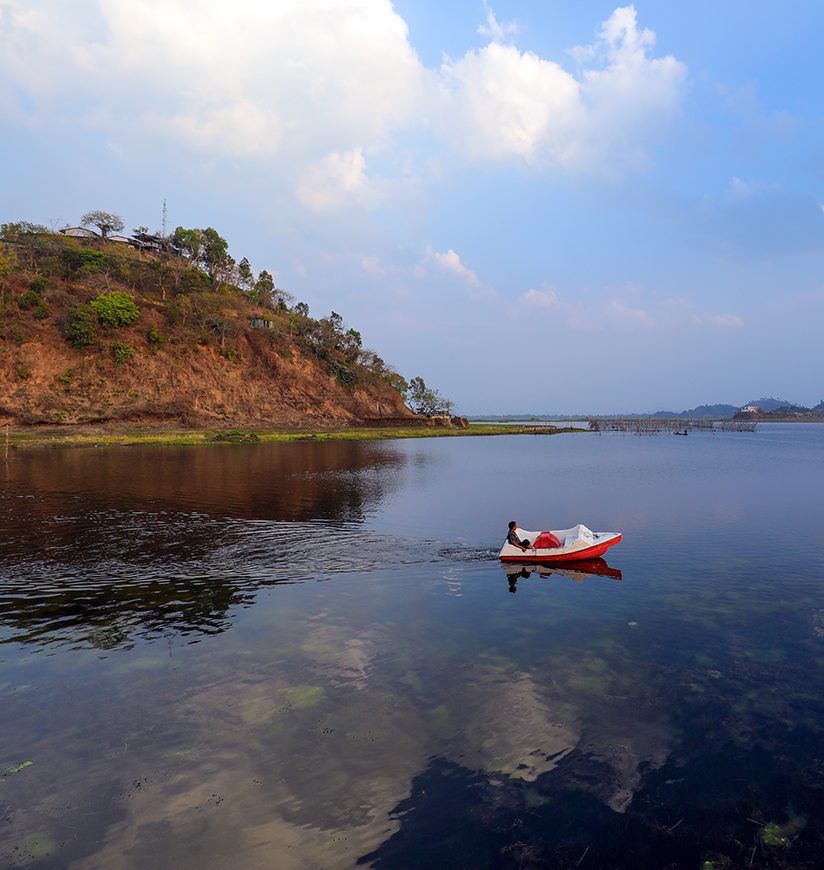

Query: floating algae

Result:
[1,760,32,779]
[284,685,325,709]
[761,813,806,847]
[11,832,55,862]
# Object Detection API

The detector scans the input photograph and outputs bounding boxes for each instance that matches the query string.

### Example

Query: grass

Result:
[1,423,586,449]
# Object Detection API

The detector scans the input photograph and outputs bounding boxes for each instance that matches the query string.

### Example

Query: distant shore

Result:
[2,423,587,449]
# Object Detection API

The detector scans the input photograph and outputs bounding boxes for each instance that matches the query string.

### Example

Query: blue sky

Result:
[2,1,822,413]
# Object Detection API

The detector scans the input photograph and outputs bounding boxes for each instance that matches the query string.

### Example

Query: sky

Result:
[1,0,823,414]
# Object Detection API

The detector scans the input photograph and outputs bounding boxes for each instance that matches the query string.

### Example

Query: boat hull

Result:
[499,530,622,563]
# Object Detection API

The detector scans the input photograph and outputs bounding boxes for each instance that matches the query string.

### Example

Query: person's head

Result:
[508,520,517,530]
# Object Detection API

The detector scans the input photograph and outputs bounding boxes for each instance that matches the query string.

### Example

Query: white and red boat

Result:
[499,524,622,563]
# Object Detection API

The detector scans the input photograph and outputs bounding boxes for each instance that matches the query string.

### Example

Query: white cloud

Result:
[694,313,744,328]
[521,287,560,308]
[0,0,423,162]
[608,298,655,327]
[521,283,656,330]
[0,1,687,205]
[431,249,480,286]
[437,4,686,169]
[296,148,373,211]
[522,283,743,332]
[477,6,519,43]
[435,43,582,163]
[360,255,387,278]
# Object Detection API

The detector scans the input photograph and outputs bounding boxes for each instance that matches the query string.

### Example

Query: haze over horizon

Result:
[2,1,822,414]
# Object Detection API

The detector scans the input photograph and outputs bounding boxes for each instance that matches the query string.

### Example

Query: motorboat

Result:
[499,524,622,563]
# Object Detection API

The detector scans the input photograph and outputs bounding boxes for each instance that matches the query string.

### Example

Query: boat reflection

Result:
[502,558,622,593]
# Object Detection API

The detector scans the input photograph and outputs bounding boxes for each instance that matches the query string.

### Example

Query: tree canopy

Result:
[81,210,124,238]
[407,376,453,416]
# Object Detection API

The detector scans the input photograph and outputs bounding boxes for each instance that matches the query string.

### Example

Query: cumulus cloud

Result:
[0,1,687,204]
[0,0,423,162]
[477,6,519,43]
[296,148,373,211]
[435,4,686,169]
[431,249,480,286]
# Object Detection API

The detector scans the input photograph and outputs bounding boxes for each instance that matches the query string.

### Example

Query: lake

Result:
[2,424,823,868]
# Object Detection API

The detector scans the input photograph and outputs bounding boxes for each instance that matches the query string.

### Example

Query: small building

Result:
[741,405,761,414]
[107,234,131,244]
[60,226,98,239]
[249,317,273,329]
[130,231,167,253]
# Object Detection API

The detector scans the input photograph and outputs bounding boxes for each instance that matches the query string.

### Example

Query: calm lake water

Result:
[2,425,824,868]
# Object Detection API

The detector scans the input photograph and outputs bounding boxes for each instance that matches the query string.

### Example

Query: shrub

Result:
[146,324,163,351]
[29,276,50,294]
[328,357,357,386]
[17,365,31,380]
[90,291,139,327]
[18,290,42,310]
[110,342,136,364]
[61,247,106,278]
[79,249,105,268]
[33,302,49,320]
[177,269,212,294]
[63,305,98,348]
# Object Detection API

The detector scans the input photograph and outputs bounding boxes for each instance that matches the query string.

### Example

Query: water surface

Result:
[1,425,823,868]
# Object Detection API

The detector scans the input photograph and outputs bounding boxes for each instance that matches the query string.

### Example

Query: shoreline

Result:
[2,423,587,449]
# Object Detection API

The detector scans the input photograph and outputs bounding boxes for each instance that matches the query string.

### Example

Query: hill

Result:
[744,397,793,412]
[0,223,415,428]
[650,403,739,420]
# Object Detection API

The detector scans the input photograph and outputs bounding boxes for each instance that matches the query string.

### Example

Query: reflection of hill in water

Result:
[0,442,418,651]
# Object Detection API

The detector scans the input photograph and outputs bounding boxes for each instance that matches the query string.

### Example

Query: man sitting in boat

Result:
[506,521,531,551]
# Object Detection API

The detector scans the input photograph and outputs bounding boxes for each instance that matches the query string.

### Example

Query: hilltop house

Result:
[60,227,98,239]
[130,231,167,253]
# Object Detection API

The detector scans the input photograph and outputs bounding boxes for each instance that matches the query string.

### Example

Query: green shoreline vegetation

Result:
[2,423,585,449]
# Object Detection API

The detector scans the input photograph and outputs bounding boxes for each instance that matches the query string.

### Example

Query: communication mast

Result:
[161,198,167,238]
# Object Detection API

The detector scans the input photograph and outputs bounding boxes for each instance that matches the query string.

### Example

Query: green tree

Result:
[201,227,233,287]
[237,257,254,290]
[407,376,451,416]
[254,269,274,305]
[171,227,204,263]
[81,210,124,238]
[342,327,362,362]
[1,221,48,241]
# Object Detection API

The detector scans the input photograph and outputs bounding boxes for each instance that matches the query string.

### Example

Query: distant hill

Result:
[744,397,793,412]
[650,403,739,420]
[0,225,414,427]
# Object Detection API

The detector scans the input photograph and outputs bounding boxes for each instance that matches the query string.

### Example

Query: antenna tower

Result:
[162,198,167,237]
